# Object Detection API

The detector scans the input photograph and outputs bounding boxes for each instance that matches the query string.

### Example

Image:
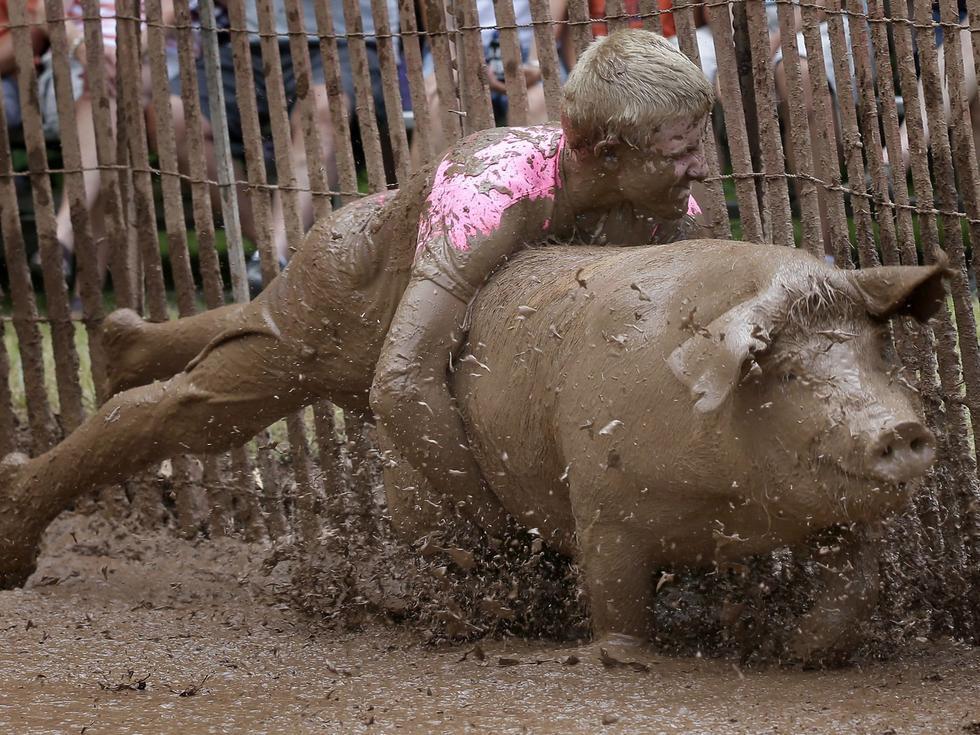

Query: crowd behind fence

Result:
[1,0,980,638]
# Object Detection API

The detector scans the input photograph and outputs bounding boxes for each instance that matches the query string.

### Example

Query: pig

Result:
[383,239,946,660]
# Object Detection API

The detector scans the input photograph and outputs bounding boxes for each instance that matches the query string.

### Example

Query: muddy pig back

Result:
[457,241,772,553]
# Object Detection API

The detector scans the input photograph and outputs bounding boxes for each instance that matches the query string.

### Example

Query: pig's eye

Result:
[780,371,799,384]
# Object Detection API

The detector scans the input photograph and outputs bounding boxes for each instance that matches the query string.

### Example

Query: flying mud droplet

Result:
[458,354,491,372]
[598,420,624,436]
[630,282,651,301]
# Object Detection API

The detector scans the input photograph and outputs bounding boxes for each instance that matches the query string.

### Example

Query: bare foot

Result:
[102,308,149,396]
[0,453,41,589]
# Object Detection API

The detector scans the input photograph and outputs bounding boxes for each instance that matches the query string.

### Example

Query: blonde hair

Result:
[560,29,714,153]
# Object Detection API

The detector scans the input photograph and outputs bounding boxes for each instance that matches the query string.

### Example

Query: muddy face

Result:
[612,116,709,220]
[734,313,935,526]
[668,259,947,533]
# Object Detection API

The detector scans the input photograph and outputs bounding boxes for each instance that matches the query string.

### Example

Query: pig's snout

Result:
[867,421,936,484]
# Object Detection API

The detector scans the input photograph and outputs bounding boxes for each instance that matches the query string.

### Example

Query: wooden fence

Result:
[1,0,979,639]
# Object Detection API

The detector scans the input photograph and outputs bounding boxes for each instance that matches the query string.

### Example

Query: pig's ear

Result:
[668,303,773,414]
[849,252,951,323]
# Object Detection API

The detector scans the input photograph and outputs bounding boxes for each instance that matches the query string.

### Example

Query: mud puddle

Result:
[1,510,979,734]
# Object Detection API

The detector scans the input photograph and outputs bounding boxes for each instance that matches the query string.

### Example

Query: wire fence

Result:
[1,0,979,641]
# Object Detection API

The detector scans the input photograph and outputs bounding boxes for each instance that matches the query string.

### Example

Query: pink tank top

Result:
[417,126,700,254]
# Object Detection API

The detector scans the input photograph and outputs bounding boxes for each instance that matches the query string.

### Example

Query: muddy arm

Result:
[370,278,507,534]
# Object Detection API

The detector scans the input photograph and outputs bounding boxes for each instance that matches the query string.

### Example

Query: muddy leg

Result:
[785,522,881,665]
[576,517,657,650]
[0,327,322,588]
[100,212,349,397]
[102,303,244,394]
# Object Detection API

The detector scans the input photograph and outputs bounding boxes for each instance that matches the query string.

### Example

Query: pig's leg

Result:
[102,304,245,395]
[785,522,881,665]
[576,517,658,648]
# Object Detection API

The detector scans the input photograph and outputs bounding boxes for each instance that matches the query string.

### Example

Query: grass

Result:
[3,318,95,422]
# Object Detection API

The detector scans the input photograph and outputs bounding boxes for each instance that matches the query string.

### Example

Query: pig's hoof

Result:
[102,308,148,395]
[0,453,39,589]
[784,623,860,668]
[580,633,656,671]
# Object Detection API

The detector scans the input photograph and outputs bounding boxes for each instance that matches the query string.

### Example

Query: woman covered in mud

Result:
[0,29,713,585]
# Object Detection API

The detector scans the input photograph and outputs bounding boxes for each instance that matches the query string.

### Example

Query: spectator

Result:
[0,0,122,287]
[413,0,565,164]
[0,0,46,132]
[4,2,178,294]
[766,0,852,255]
[2,1,33,128]
[168,0,400,295]
[769,0,857,114]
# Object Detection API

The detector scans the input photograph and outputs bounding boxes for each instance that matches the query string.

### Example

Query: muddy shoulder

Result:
[1,508,978,735]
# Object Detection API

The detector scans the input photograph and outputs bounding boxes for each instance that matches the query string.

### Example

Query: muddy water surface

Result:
[1,511,978,735]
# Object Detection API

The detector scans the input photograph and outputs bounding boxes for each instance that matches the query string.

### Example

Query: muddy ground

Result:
[1,509,979,735]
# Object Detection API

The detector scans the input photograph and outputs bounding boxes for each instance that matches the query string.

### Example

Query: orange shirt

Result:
[659,0,676,36]
[588,0,676,37]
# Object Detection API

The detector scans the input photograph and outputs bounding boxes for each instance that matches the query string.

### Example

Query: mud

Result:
[2,507,980,734]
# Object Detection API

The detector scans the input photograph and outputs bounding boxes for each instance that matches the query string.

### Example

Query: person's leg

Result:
[772,28,839,256]
[972,95,980,170]
[363,42,399,186]
[54,95,104,254]
[2,76,21,133]
[102,192,393,395]
[0,316,322,587]
[961,25,979,158]
[269,42,337,263]
[0,205,394,586]
[37,54,88,280]
[101,303,244,394]
[410,52,448,168]
[889,19,977,172]
[189,40,260,245]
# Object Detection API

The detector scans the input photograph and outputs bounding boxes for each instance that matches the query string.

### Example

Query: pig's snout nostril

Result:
[870,421,936,483]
